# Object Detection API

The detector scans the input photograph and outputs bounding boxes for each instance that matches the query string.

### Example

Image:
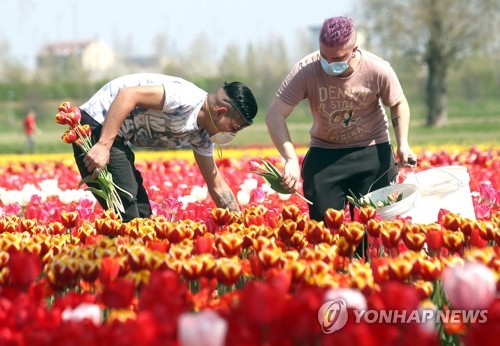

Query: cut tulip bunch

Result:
[55,101,131,217]
[347,189,403,209]
[252,158,313,205]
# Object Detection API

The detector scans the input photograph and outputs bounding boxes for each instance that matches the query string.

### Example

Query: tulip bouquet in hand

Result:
[252,159,313,205]
[55,101,131,216]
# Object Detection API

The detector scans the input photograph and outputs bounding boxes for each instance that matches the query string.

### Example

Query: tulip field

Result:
[0,145,499,345]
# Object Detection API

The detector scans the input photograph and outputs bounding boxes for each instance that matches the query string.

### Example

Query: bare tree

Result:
[360,0,499,126]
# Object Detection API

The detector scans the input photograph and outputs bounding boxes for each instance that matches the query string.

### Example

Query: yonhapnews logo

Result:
[318,299,488,334]
[317,299,349,334]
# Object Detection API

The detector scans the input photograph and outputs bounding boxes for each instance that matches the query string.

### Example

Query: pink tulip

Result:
[479,182,498,206]
[61,303,102,325]
[442,261,497,310]
[178,310,227,346]
[324,288,367,311]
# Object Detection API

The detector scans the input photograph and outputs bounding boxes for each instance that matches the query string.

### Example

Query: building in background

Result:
[36,39,116,80]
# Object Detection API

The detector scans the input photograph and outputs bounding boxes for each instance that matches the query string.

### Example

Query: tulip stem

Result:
[294,192,313,205]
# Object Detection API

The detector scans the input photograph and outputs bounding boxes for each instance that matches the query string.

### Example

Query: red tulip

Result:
[281,204,300,221]
[181,257,205,281]
[470,225,489,248]
[387,257,413,282]
[358,206,377,225]
[276,219,298,241]
[336,236,356,258]
[366,219,383,238]
[413,257,442,281]
[216,233,243,257]
[20,218,38,233]
[211,208,232,226]
[99,256,121,286]
[443,230,465,253]
[215,257,242,286]
[55,103,81,127]
[380,223,402,249]
[424,224,444,254]
[324,208,344,231]
[60,211,79,229]
[477,220,497,241]
[369,281,421,313]
[402,224,426,252]
[238,281,286,326]
[341,221,365,247]
[100,277,136,309]
[441,212,462,231]
[58,101,73,114]
[304,220,330,245]
[7,251,42,290]
[463,298,500,346]
[193,235,214,255]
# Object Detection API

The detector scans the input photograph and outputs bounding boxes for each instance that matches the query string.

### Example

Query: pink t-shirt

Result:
[276,49,403,148]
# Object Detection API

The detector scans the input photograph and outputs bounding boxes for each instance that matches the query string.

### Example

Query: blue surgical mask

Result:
[320,56,350,76]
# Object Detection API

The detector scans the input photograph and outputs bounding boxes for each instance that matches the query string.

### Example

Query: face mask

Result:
[209,131,236,145]
[320,56,350,76]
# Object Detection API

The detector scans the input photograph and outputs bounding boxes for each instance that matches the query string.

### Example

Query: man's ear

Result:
[216,106,228,117]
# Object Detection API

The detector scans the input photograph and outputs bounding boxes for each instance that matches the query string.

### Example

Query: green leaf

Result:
[78,176,95,188]
[85,186,108,200]
[263,159,283,178]
[397,193,403,202]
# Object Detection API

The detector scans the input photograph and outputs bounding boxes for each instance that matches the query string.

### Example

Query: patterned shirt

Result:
[277,50,403,148]
[80,73,213,156]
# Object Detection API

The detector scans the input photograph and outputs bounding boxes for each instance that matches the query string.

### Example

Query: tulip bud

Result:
[358,207,377,225]
[381,223,402,249]
[61,211,79,229]
[366,219,383,238]
[281,204,300,221]
[443,230,465,253]
[424,224,444,254]
[215,257,242,286]
[324,208,344,231]
[61,129,78,144]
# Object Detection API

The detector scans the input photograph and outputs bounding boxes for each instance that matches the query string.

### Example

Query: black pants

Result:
[73,111,152,222]
[302,143,398,221]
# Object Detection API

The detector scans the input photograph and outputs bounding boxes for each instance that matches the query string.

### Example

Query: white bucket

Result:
[403,165,476,224]
[362,184,420,220]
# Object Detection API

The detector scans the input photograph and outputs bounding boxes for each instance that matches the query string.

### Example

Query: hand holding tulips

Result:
[55,101,131,217]
[251,158,312,205]
[84,141,111,180]
[281,158,301,194]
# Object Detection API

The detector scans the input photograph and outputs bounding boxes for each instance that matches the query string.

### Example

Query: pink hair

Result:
[320,17,355,48]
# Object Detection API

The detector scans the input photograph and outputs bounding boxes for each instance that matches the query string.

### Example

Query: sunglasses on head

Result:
[223,98,253,130]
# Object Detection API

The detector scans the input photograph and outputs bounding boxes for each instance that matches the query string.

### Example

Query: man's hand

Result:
[397,143,417,167]
[281,159,301,193]
[83,142,110,179]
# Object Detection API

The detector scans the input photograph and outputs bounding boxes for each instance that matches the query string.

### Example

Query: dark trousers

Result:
[73,111,152,222]
[302,143,397,220]
[301,143,397,257]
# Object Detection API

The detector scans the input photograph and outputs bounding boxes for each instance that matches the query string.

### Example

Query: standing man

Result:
[266,16,417,222]
[23,110,38,153]
[75,73,257,222]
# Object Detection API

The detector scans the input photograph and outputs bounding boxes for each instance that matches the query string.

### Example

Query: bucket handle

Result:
[367,160,420,194]
[409,162,465,189]
[365,162,420,210]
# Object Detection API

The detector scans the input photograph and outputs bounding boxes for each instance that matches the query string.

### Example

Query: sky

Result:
[1,0,355,68]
